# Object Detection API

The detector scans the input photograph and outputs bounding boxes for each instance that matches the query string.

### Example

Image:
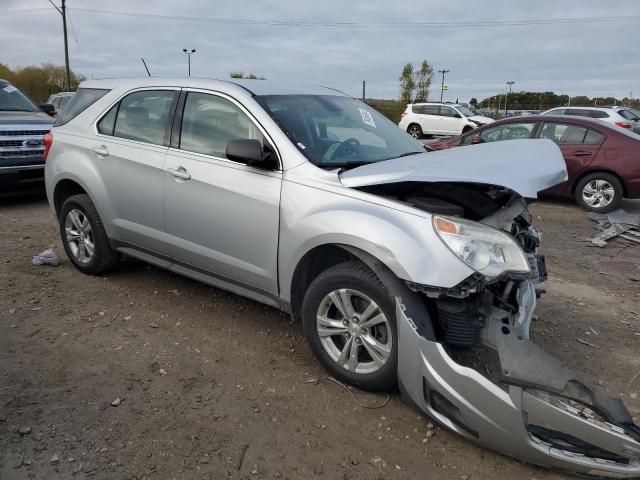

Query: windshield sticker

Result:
[3,85,17,93]
[359,108,376,128]
[297,142,306,150]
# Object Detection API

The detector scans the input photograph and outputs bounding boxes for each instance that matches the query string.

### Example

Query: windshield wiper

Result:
[0,108,36,112]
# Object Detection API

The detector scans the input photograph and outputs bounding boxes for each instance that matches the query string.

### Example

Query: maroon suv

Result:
[428,115,640,212]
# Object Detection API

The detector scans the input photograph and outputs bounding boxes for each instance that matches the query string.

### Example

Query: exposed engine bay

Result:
[355,180,640,478]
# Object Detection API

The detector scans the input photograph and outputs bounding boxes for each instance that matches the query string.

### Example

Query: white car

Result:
[541,106,640,131]
[399,103,494,138]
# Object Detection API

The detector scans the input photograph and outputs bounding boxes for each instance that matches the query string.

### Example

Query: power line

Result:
[66,7,640,28]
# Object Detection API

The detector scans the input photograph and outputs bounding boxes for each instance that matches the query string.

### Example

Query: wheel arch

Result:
[53,178,89,217]
[572,169,627,197]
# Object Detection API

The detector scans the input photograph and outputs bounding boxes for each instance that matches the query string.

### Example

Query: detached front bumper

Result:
[397,280,640,478]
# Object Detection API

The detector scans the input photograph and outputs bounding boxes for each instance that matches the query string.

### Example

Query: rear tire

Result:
[301,261,397,392]
[575,172,623,213]
[407,123,423,139]
[59,194,119,275]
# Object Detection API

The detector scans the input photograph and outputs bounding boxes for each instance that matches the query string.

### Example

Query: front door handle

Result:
[91,145,109,156]
[572,151,593,157]
[166,166,191,180]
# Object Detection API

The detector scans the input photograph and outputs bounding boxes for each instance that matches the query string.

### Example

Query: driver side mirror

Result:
[226,139,277,169]
[40,103,56,117]
[471,135,484,145]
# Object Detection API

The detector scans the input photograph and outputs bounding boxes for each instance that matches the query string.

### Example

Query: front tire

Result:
[301,261,397,392]
[59,194,119,275]
[575,173,623,213]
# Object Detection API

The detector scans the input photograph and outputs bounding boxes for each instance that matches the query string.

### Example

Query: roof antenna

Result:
[141,57,151,77]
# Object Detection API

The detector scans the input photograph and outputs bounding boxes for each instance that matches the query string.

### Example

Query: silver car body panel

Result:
[340,139,568,199]
[45,77,639,478]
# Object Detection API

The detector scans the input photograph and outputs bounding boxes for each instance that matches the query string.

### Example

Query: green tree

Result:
[469,97,478,108]
[413,60,433,103]
[398,63,415,105]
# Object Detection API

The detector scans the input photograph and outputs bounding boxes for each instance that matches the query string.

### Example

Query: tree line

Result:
[0,63,85,104]
[476,91,640,112]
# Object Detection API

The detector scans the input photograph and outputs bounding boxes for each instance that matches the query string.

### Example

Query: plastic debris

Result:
[587,209,640,247]
[32,249,60,266]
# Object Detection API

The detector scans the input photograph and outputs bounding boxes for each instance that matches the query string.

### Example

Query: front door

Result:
[163,91,282,295]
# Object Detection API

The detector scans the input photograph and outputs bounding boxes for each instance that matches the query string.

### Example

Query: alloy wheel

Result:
[64,209,95,264]
[582,179,615,208]
[316,288,392,374]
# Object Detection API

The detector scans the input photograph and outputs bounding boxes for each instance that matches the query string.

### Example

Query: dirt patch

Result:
[1,194,639,479]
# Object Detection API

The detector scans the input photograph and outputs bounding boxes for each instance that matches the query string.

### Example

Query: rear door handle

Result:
[91,145,109,156]
[573,151,593,157]
[166,166,191,180]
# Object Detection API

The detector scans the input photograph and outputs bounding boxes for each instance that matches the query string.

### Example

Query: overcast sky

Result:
[2,0,639,101]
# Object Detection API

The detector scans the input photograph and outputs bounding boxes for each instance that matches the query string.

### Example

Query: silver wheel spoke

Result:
[361,334,391,367]
[70,210,84,231]
[329,290,353,319]
[77,243,86,262]
[83,238,95,257]
[317,315,348,337]
[360,312,386,329]
[65,226,81,240]
[81,217,91,233]
[337,336,354,366]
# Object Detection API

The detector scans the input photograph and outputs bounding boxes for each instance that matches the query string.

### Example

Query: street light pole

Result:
[438,69,449,103]
[505,81,515,116]
[182,48,196,76]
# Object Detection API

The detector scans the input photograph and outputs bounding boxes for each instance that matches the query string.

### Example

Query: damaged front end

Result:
[394,196,640,478]
[339,140,640,476]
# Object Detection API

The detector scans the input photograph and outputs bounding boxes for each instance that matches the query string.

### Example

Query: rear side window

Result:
[584,129,605,145]
[54,88,109,126]
[539,122,588,144]
[588,110,609,119]
[413,105,439,115]
[98,90,177,146]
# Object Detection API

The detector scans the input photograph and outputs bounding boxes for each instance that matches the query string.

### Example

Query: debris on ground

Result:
[587,209,640,247]
[31,248,60,266]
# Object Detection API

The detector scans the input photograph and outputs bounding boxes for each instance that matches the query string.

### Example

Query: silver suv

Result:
[44,78,640,477]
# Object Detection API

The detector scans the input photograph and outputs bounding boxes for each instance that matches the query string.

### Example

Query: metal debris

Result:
[587,209,640,247]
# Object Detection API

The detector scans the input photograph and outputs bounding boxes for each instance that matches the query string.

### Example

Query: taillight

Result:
[43,132,53,160]
[615,122,632,129]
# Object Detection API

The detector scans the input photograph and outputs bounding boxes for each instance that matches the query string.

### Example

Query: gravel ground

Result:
[1,194,639,480]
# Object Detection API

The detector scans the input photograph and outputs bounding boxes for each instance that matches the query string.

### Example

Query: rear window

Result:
[54,88,109,126]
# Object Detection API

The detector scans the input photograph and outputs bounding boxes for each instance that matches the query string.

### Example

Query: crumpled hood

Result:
[469,114,494,124]
[340,139,567,199]
[0,111,53,127]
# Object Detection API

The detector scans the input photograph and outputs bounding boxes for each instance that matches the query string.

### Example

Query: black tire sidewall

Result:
[575,173,623,213]
[59,196,108,274]
[301,263,398,392]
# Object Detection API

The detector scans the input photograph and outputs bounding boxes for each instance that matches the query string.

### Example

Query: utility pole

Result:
[183,48,196,76]
[504,81,515,116]
[438,70,449,103]
[48,0,71,90]
[362,80,366,102]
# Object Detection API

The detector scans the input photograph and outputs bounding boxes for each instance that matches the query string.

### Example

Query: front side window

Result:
[538,122,588,144]
[455,106,475,117]
[179,92,264,159]
[103,90,176,145]
[256,94,425,167]
[461,122,535,145]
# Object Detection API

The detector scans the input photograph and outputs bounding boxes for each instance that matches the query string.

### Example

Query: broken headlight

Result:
[433,216,530,279]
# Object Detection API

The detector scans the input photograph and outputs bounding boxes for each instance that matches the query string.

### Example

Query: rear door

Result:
[535,121,604,194]
[93,88,179,255]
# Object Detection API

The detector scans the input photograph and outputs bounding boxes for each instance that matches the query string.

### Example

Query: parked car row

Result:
[542,105,640,131]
